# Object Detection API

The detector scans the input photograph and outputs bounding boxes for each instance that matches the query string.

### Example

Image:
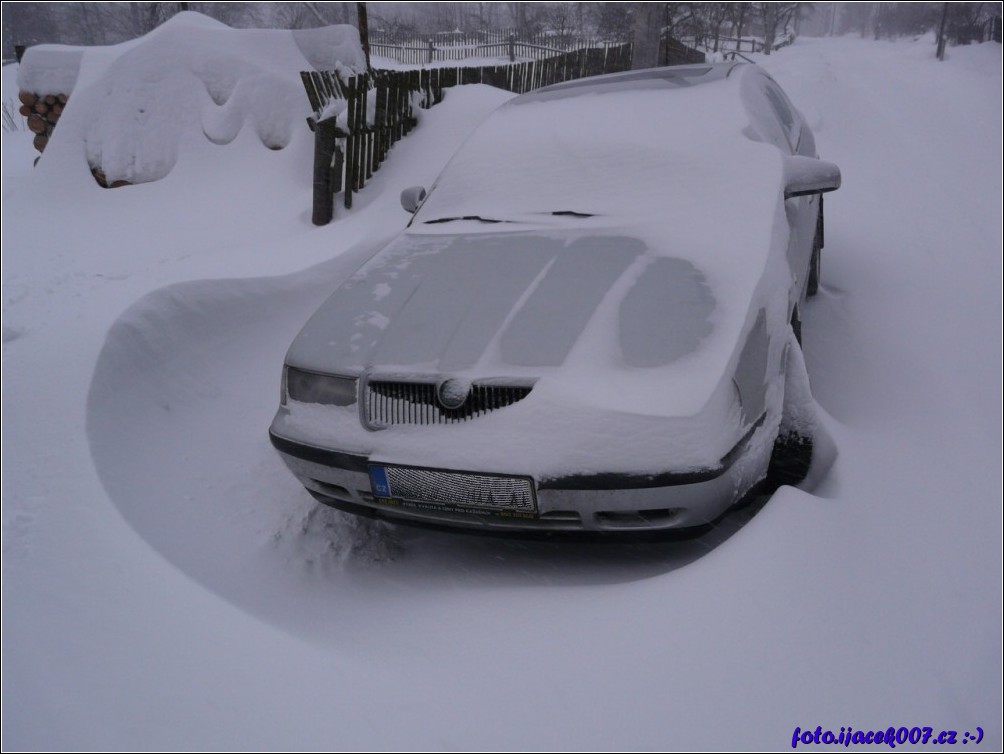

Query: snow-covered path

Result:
[3,36,1001,749]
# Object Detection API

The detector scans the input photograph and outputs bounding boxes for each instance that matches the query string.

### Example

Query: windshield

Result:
[412,75,755,226]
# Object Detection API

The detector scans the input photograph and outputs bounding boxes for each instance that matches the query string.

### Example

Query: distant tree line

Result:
[2,2,359,58]
[4,2,999,62]
[807,2,999,43]
[368,3,797,48]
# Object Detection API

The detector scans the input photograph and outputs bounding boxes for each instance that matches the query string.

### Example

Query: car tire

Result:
[767,429,813,488]
[766,333,813,489]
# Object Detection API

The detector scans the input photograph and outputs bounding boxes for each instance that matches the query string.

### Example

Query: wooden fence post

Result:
[364,77,374,181]
[312,117,340,225]
[344,77,356,209]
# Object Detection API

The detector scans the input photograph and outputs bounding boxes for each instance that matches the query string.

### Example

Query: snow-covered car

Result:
[268,62,841,533]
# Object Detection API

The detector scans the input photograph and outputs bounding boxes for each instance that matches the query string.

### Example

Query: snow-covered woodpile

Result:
[19,89,68,156]
[16,11,366,189]
[21,88,129,187]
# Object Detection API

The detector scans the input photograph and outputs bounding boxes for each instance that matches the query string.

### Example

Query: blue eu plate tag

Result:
[369,465,392,498]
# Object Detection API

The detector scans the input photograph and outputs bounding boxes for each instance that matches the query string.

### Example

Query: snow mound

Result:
[18,12,365,185]
[15,45,83,96]
[271,504,402,572]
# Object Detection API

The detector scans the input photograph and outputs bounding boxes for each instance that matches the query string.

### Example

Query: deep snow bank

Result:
[3,33,1001,750]
[18,11,365,185]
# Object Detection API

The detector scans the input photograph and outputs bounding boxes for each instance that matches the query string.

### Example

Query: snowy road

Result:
[3,35,1001,749]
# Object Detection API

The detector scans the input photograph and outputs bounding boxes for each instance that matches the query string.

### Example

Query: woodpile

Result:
[19,90,67,155]
[20,89,129,187]
[89,167,131,189]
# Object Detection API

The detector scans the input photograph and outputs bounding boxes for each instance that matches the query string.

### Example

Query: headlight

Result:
[284,366,357,406]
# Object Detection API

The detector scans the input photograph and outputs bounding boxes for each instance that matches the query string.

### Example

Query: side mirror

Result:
[784,156,841,199]
[400,186,427,214]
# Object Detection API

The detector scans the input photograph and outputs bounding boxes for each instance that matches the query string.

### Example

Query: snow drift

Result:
[2,33,1001,750]
[18,11,365,185]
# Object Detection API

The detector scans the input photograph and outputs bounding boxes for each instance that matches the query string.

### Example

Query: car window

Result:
[740,72,790,152]
[763,83,794,131]
[762,79,802,152]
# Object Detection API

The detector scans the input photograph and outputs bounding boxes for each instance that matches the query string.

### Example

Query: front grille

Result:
[365,378,532,426]
[384,466,536,513]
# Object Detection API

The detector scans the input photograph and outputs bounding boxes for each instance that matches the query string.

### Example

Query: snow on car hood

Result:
[287,231,717,373]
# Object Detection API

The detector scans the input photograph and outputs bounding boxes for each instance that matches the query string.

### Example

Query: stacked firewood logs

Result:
[19,89,126,187]
[19,90,68,154]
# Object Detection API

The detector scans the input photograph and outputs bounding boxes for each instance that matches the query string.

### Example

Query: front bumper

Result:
[268,417,769,533]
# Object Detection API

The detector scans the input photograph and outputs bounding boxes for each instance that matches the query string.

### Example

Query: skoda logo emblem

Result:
[437,378,470,410]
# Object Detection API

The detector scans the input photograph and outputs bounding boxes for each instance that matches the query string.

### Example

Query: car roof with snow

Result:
[513,62,741,103]
[412,61,785,229]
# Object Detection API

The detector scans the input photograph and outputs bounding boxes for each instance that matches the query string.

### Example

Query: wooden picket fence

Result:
[419,44,633,96]
[301,69,428,224]
[681,32,797,55]
[302,44,633,225]
[370,38,596,65]
[372,27,619,52]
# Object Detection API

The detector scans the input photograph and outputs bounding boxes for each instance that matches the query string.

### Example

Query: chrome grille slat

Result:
[365,378,532,426]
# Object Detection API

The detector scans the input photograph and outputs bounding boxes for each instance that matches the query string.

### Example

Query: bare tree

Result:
[937,2,950,59]
[189,3,266,28]
[368,7,420,42]
[591,2,633,41]
[506,2,545,37]
[471,2,502,31]
[543,2,583,44]
[694,2,732,51]
[2,2,62,57]
[758,2,799,53]
[631,2,662,69]
[728,2,752,49]
[761,2,779,52]
[946,2,995,43]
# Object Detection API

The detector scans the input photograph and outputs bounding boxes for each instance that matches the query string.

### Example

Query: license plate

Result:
[368,464,537,518]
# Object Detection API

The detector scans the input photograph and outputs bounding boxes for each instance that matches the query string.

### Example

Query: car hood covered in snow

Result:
[286,230,716,373]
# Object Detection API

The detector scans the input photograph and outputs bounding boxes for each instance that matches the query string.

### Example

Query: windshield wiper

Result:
[424,212,594,225]
[424,215,509,225]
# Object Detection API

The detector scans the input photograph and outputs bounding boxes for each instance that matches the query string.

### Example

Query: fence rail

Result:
[372,36,627,65]
[372,27,620,51]
[682,32,797,55]
[303,43,634,225]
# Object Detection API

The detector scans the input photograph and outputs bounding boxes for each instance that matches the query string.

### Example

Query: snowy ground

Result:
[2,35,1001,749]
